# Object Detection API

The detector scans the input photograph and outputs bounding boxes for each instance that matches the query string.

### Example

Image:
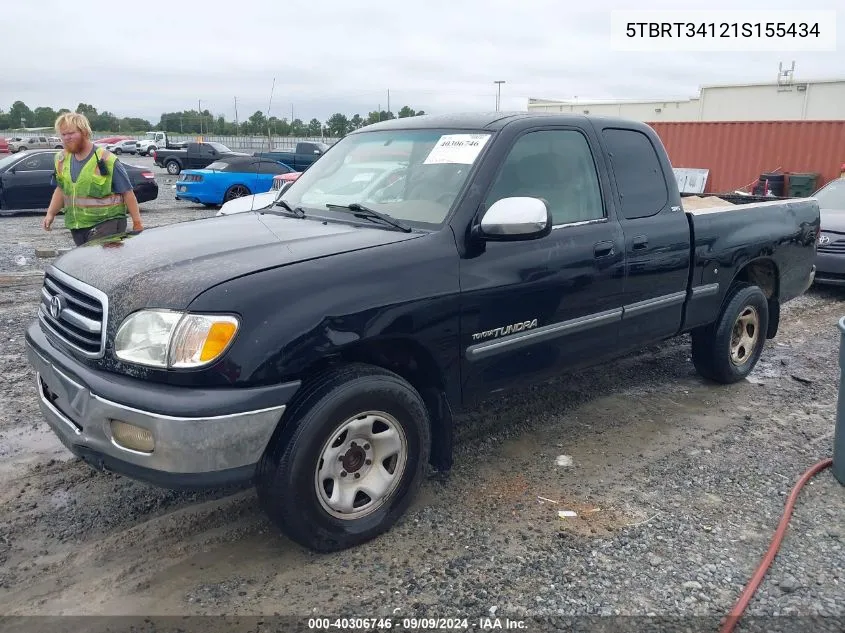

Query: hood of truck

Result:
[821,208,845,233]
[51,212,423,325]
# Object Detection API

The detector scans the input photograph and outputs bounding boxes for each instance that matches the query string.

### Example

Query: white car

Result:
[216,173,300,216]
[216,190,280,216]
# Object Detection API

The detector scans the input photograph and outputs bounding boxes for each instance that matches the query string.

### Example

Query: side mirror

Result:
[314,149,321,154]
[475,197,552,241]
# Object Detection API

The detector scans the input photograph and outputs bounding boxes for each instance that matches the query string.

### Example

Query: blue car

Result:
[174,155,297,206]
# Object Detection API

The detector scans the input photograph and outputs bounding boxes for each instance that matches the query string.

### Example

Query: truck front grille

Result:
[271,178,284,190]
[38,268,108,358]
[818,237,845,254]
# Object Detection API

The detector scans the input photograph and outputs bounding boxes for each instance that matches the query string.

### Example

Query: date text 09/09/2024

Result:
[625,22,822,38]
[307,617,526,630]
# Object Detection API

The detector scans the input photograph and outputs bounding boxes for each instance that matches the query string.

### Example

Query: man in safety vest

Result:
[42,112,143,245]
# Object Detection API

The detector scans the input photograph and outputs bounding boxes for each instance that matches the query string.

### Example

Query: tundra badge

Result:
[472,319,538,341]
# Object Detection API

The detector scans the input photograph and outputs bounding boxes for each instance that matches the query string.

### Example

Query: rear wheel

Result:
[165,160,180,175]
[256,363,431,551]
[691,283,769,384]
[224,184,251,202]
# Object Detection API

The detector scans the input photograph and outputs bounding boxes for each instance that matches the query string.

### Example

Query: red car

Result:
[0,138,9,153]
[94,136,133,146]
[271,171,301,190]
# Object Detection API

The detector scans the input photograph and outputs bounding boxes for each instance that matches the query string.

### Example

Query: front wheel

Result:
[256,363,431,551]
[691,282,769,384]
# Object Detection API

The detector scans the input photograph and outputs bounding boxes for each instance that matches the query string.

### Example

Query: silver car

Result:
[814,178,845,286]
[105,139,139,155]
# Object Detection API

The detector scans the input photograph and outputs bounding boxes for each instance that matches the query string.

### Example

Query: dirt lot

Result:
[0,165,843,628]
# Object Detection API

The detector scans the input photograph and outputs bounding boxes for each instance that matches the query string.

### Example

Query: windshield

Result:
[208,142,232,153]
[143,133,158,140]
[280,128,492,227]
[815,179,845,210]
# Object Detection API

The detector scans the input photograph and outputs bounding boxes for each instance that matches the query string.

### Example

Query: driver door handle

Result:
[594,241,614,258]
[632,235,648,250]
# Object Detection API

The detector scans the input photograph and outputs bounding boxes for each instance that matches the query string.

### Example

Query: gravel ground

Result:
[0,168,844,631]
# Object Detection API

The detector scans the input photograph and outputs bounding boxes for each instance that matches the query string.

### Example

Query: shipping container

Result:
[646,120,845,195]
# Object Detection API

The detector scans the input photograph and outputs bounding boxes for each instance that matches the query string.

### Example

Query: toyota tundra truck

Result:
[24,112,820,552]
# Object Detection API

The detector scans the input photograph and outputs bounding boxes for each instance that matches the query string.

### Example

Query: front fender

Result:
[184,230,462,403]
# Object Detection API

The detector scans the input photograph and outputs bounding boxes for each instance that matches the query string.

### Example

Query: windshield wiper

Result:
[325,203,412,233]
[263,198,305,218]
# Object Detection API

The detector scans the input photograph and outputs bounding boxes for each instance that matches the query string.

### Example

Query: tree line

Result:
[1,101,426,138]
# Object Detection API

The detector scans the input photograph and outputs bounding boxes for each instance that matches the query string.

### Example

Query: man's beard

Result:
[65,138,83,154]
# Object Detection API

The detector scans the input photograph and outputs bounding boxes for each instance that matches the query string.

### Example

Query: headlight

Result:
[114,309,239,368]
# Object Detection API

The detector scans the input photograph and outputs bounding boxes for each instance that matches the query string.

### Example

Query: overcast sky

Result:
[4,0,843,124]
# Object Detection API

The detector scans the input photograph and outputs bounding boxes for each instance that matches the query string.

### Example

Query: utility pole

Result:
[387,89,390,118]
[234,96,239,136]
[198,99,202,135]
[494,80,506,111]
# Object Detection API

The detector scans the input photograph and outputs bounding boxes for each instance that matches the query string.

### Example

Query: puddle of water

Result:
[0,424,72,479]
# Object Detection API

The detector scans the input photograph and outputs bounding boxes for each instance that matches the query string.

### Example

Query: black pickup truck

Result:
[253,140,328,171]
[24,112,819,552]
[153,141,248,175]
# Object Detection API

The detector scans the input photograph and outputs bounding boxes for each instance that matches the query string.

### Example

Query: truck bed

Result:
[681,195,820,332]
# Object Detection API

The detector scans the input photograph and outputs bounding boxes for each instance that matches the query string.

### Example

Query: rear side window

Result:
[602,128,668,219]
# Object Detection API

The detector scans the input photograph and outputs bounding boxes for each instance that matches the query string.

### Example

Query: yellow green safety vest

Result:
[54,148,127,230]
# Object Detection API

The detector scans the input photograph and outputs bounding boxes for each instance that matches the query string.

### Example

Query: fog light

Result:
[110,420,155,453]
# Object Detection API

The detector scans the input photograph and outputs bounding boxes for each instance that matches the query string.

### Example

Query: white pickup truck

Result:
[136,131,187,156]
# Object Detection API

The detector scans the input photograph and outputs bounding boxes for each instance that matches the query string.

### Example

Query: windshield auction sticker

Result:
[424,134,490,165]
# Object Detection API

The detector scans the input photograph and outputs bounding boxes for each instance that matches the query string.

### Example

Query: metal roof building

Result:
[527,76,845,122]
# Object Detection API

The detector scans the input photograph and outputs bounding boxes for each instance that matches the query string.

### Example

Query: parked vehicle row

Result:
[175,155,298,206]
[23,112,820,552]
[0,149,158,213]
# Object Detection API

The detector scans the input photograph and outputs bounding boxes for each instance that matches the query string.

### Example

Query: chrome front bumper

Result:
[25,328,292,489]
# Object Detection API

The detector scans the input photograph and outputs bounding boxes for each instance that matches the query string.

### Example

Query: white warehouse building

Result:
[526,77,845,122]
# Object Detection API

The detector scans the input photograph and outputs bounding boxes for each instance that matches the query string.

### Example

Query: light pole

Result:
[494,80,506,111]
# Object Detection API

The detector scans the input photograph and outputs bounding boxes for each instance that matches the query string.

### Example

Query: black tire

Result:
[165,160,180,175]
[223,184,251,202]
[691,283,769,384]
[256,363,431,552]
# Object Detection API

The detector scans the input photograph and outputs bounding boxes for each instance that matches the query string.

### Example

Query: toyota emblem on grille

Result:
[818,235,831,245]
[49,294,65,319]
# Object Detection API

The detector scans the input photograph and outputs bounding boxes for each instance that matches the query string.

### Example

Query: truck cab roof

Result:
[349,111,656,134]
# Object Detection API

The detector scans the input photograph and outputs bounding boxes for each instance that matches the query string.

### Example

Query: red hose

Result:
[719,457,833,633]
